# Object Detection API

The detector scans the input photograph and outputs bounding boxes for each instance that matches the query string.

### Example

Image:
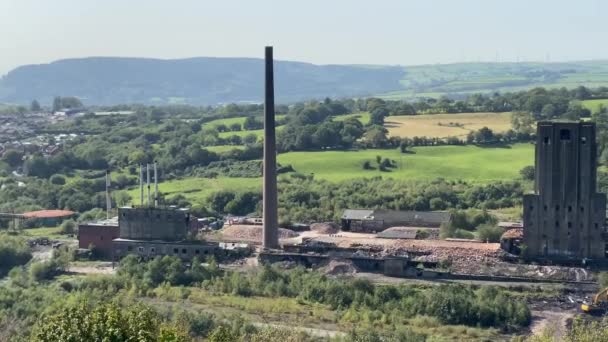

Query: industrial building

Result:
[112,238,218,260]
[523,121,607,261]
[340,209,451,232]
[118,206,190,240]
[77,217,119,258]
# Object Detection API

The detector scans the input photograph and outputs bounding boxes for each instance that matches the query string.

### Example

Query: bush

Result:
[519,165,535,181]
[60,219,76,234]
[0,234,32,276]
[49,174,66,185]
[477,224,503,242]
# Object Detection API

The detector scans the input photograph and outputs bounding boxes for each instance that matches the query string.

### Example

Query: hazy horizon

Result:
[1,0,607,75]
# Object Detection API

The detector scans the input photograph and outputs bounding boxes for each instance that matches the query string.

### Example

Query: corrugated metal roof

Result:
[23,209,75,219]
[377,229,418,239]
[342,209,451,225]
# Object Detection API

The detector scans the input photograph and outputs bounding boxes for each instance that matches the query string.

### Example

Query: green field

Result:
[132,144,533,203]
[582,99,608,114]
[277,143,533,182]
[126,176,258,203]
[333,112,370,125]
[218,125,285,139]
[205,145,245,153]
[205,115,286,129]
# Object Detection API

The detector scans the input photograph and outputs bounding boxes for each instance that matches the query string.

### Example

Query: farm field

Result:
[277,143,533,182]
[581,99,608,114]
[140,143,533,203]
[385,112,512,138]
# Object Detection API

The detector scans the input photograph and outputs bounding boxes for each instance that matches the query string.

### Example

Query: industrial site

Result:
[46,49,607,335]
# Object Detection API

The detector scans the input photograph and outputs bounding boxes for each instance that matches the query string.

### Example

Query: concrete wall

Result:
[113,239,218,260]
[118,207,188,240]
[78,224,119,258]
[523,122,607,260]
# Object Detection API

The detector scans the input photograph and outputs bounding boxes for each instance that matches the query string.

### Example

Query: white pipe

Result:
[139,164,144,206]
[106,170,111,219]
[146,163,151,207]
[154,162,158,207]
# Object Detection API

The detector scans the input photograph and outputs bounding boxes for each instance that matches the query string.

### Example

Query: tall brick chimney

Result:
[263,46,279,249]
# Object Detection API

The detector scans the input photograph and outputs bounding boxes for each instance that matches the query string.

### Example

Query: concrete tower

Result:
[263,46,279,249]
[523,121,607,260]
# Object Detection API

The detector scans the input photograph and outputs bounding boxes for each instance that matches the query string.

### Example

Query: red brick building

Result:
[78,217,119,258]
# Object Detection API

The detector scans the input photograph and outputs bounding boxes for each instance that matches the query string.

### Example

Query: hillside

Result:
[0,57,404,105]
[2,57,608,105]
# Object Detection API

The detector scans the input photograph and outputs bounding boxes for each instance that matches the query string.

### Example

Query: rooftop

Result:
[23,209,75,219]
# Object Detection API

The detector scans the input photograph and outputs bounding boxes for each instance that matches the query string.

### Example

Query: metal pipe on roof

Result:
[146,163,151,207]
[154,161,158,207]
[106,170,111,219]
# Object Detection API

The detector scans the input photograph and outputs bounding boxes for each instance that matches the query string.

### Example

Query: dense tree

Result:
[2,150,23,168]
[33,302,189,342]
[370,107,389,126]
[30,100,41,112]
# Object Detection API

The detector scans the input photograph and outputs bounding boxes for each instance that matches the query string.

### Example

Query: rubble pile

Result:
[319,259,358,275]
[310,222,339,234]
[221,225,298,242]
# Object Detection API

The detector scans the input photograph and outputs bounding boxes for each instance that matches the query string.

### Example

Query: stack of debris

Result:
[318,259,358,275]
[222,225,298,242]
[310,222,339,234]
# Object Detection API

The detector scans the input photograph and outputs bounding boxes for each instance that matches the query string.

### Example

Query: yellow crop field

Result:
[385,112,512,138]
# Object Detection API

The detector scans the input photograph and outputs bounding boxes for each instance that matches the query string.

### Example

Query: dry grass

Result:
[385,112,512,138]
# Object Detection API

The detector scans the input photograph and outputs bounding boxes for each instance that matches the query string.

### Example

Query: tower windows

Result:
[568,222,572,228]
[555,205,560,211]
[560,129,571,140]
[543,137,550,144]
[581,136,587,144]
[568,206,572,212]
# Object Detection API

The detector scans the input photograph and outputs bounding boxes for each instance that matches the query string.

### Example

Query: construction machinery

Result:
[581,288,608,314]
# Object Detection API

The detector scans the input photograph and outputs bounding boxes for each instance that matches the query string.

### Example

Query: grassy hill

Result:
[3,58,608,105]
[0,57,404,105]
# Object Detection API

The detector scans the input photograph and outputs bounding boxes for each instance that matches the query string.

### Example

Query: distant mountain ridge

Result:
[0,57,405,105]
[2,57,608,105]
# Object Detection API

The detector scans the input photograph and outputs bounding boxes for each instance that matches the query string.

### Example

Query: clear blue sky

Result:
[1,0,606,74]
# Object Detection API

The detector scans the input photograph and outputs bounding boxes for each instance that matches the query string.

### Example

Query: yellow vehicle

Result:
[581,288,608,314]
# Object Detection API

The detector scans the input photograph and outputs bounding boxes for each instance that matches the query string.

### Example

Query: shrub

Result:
[0,235,32,276]
[519,165,535,181]
[477,224,504,242]
[49,174,66,185]
[60,219,76,234]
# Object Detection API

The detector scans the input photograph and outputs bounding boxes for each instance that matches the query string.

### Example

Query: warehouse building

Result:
[341,209,451,232]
